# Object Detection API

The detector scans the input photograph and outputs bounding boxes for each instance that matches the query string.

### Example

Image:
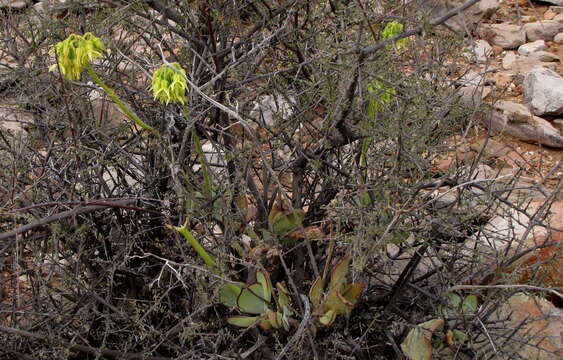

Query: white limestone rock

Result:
[482,100,563,148]
[478,24,526,49]
[517,40,547,56]
[250,95,295,128]
[502,52,557,73]
[420,0,499,34]
[524,67,563,116]
[528,50,560,62]
[523,20,563,41]
[0,0,28,9]
[466,39,493,63]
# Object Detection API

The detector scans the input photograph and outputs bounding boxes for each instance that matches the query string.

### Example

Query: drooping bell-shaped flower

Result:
[49,32,106,80]
[150,62,188,105]
[367,80,396,118]
[381,22,408,50]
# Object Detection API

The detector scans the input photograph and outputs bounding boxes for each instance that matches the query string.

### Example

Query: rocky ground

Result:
[436,2,563,357]
[0,0,561,359]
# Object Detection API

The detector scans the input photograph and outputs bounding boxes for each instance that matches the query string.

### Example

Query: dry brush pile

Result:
[0,0,561,359]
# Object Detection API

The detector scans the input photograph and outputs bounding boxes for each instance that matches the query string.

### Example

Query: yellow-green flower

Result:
[49,32,106,80]
[150,63,188,105]
[367,80,396,118]
[381,22,408,50]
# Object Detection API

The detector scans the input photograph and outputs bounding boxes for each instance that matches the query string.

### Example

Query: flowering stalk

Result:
[50,33,157,134]
[172,221,218,271]
[85,64,156,133]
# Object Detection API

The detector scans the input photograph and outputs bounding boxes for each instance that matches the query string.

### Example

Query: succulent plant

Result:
[309,256,363,326]
[268,206,305,244]
[225,270,294,330]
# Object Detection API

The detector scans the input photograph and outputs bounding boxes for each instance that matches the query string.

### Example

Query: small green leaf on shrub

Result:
[391,230,410,244]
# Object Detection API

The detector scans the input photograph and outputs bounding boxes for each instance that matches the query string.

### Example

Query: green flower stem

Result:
[173,222,218,270]
[86,64,158,134]
[171,223,242,297]
[360,137,371,182]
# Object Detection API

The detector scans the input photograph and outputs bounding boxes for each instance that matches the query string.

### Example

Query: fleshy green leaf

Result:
[325,290,354,315]
[452,329,468,342]
[400,319,444,360]
[276,282,291,309]
[328,256,351,292]
[319,309,336,326]
[256,270,272,304]
[270,209,305,238]
[462,295,478,315]
[309,276,323,306]
[237,283,268,314]
[265,309,283,329]
[341,282,363,304]
[227,315,259,328]
[258,317,272,330]
[445,293,462,309]
[219,282,244,308]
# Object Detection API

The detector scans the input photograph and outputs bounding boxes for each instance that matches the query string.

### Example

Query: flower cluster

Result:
[381,22,408,50]
[367,80,396,118]
[49,33,106,80]
[150,63,188,105]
